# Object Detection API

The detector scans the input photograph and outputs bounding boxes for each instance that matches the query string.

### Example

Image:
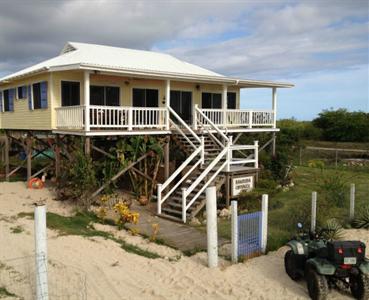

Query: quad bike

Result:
[284,223,369,300]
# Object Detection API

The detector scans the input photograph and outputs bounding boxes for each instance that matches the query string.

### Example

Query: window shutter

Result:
[0,91,3,112]
[40,81,48,108]
[28,85,33,110]
[22,86,27,99]
[9,88,15,111]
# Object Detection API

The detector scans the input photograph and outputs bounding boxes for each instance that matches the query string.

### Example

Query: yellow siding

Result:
[0,73,51,130]
[0,70,240,131]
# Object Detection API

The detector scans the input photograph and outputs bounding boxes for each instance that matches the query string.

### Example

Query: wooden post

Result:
[335,150,338,168]
[26,135,32,181]
[55,135,61,179]
[226,173,230,207]
[311,192,317,233]
[84,71,90,132]
[222,85,227,128]
[164,136,170,180]
[299,147,302,165]
[271,132,276,156]
[349,183,355,221]
[231,200,238,264]
[5,134,10,181]
[84,137,91,156]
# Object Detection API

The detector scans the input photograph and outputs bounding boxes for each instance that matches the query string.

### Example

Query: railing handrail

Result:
[170,119,197,150]
[184,146,228,198]
[195,106,229,142]
[168,106,201,144]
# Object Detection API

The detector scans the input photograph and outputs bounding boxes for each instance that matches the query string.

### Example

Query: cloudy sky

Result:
[0,0,368,120]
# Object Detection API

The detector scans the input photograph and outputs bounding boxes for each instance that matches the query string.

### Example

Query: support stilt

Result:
[5,133,10,181]
[271,132,276,157]
[55,135,61,179]
[164,136,170,180]
[225,173,230,207]
[85,137,91,156]
[26,135,32,181]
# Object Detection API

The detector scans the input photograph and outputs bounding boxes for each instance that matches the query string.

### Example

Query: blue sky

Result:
[0,0,368,120]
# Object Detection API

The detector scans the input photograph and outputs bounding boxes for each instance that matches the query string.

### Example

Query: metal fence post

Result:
[35,204,48,300]
[311,192,317,233]
[350,183,355,221]
[206,186,218,268]
[261,194,268,254]
[231,200,238,264]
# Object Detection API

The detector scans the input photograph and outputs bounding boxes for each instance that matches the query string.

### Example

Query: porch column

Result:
[165,80,170,108]
[272,87,277,128]
[84,71,90,132]
[222,85,227,128]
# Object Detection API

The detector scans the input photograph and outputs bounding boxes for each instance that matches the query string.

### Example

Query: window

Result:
[17,86,27,99]
[4,90,10,111]
[227,92,236,109]
[3,89,15,112]
[33,83,42,109]
[132,88,158,107]
[202,92,221,109]
[61,81,80,106]
[90,86,120,106]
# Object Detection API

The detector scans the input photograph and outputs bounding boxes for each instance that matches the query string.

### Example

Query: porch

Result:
[55,105,276,134]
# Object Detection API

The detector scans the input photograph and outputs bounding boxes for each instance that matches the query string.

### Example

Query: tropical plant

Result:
[352,205,369,229]
[114,201,139,229]
[319,219,344,241]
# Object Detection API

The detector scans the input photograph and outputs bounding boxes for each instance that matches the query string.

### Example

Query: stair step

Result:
[157,213,183,223]
[162,207,182,215]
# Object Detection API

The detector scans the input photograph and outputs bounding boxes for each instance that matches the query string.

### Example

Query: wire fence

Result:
[296,146,369,171]
[0,254,87,300]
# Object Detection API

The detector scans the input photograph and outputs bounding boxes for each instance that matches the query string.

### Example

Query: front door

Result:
[170,90,192,124]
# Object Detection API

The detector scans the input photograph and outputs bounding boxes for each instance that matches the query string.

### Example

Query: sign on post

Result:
[232,176,254,196]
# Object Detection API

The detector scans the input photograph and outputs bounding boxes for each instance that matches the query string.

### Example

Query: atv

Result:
[284,223,369,300]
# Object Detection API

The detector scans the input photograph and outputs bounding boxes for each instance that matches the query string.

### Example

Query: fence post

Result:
[34,203,49,300]
[231,200,238,264]
[261,194,268,254]
[157,184,162,215]
[311,192,317,233]
[350,183,355,221]
[206,186,218,268]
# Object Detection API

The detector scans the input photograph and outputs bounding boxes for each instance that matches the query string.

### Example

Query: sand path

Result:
[0,182,367,299]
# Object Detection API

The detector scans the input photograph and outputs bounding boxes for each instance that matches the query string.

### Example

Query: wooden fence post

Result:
[261,194,268,254]
[231,200,238,264]
[311,192,317,232]
[349,183,355,221]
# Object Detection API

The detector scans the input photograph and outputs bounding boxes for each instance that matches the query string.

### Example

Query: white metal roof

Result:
[0,42,293,88]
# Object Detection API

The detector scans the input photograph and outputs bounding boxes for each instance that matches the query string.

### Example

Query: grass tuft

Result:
[0,286,18,298]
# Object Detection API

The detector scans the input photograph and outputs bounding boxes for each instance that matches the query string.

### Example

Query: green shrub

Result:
[319,219,344,241]
[318,172,347,208]
[352,205,369,229]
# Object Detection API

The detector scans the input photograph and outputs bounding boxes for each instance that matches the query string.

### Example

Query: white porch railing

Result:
[198,109,275,128]
[56,105,169,131]
[55,106,85,129]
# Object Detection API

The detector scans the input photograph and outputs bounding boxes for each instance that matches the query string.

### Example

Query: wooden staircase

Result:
[160,133,226,222]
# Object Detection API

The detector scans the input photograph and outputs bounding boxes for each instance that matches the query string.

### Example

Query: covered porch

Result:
[54,70,280,135]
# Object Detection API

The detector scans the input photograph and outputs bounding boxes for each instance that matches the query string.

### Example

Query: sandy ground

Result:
[0,182,368,300]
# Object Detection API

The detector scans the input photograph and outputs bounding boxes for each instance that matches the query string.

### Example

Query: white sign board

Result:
[232,176,254,196]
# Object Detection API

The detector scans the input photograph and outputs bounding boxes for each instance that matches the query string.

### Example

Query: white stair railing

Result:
[157,107,204,215]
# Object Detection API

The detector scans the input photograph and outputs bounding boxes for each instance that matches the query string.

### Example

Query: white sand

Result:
[0,182,367,299]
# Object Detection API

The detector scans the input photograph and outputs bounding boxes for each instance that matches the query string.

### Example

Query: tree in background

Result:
[313,109,369,142]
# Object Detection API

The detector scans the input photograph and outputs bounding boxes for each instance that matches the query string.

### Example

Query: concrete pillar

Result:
[84,137,91,156]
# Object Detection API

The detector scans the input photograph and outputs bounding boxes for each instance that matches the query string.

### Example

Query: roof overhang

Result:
[1,63,294,88]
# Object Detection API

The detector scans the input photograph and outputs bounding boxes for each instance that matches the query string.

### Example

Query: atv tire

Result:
[284,249,302,280]
[350,273,369,300]
[306,267,328,300]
